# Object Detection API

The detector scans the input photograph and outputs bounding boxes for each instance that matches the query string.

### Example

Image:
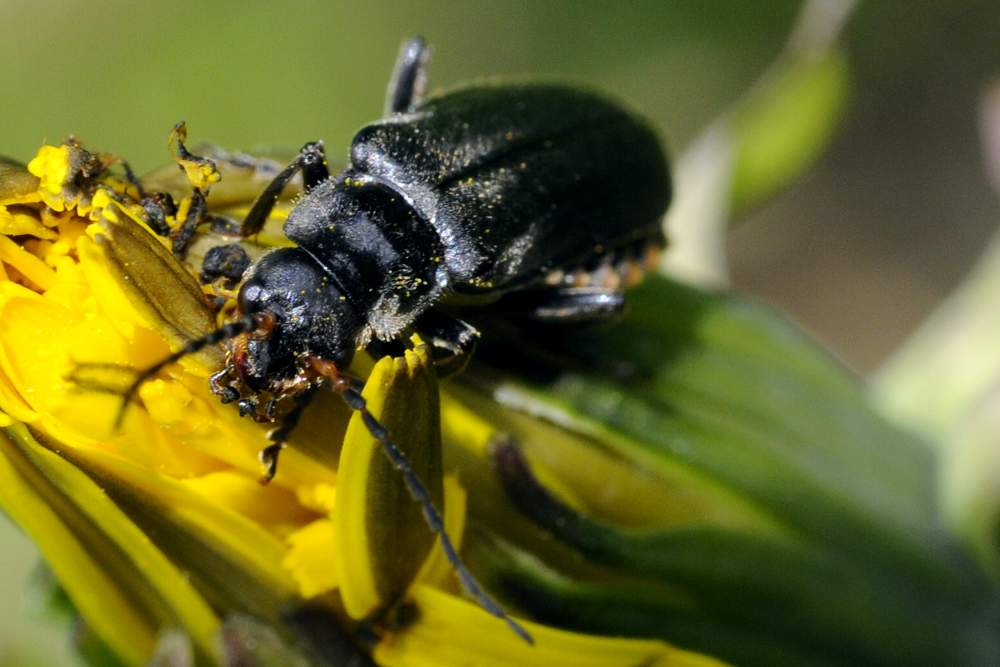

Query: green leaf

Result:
[454,275,1000,666]
[728,49,849,215]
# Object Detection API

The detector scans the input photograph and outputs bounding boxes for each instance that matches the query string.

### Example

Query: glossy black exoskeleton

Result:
[119,36,671,644]
[224,38,670,405]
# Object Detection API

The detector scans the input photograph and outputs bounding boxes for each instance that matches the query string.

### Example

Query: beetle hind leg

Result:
[385,36,431,115]
[492,286,626,324]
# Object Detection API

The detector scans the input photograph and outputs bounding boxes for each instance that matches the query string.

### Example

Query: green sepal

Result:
[0,160,39,200]
[457,275,1000,665]
[486,441,997,665]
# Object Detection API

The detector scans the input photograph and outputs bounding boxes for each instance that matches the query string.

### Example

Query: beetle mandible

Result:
[117,36,672,643]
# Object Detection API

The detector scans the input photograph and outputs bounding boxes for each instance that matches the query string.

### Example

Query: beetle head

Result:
[227,247,361,403]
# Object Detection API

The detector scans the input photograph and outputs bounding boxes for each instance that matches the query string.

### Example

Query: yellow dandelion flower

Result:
[0,139,725,666]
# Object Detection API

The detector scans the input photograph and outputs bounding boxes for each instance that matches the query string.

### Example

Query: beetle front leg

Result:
[240,141,329,237]
[259,386,318,483]
[170,187,208,257]
[385,36,430,115]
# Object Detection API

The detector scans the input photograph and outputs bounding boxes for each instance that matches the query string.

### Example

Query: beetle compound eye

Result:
[237,281,264,314]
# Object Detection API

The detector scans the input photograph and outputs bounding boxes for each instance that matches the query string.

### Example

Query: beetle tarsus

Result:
[258,443,283,484]
[257,387,318,482]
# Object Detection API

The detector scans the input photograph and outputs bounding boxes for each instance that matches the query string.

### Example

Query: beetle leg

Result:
[209,367,239,403]
[240,141,329,237]
[120,160,146,198]
[170,187,208,257]
[140,191,178,238]
[493,286,626,324]
[385,36,431,115]
[259,386,318,483]
[412,309,480,377]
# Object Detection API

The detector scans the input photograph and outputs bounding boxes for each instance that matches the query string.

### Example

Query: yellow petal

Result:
[336,344,444,620]
[0,358,36,423]
[0,206,57,239]
[182,470,318,531]
[54,443,302,621]
[284,518,339,598]
[0,425,221,666]
[375,585,727,667]
[26,145,70,198]
[296,482,337,514]
[0,234,57,290]
[85,206,223,371]
[0,280,154,446]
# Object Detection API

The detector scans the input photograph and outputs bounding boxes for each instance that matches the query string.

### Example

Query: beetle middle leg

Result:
[385,36,430,115]
[363,310,479,377]
[240,141,329,237]
[411,309,480,377]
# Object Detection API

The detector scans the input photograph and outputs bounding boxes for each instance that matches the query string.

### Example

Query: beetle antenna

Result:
[106,314,260,429]
[333,382,534,645]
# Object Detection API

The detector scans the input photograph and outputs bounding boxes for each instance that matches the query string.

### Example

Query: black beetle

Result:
[116,36,671,643]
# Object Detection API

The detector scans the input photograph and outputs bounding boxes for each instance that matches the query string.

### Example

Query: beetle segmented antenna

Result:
[331,382,535,646]
[110,314,260,429]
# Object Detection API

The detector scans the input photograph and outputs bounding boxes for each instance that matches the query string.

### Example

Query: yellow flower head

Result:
[0,139,720,666]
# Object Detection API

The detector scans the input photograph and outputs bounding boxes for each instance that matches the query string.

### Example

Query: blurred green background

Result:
[1,1,998,663]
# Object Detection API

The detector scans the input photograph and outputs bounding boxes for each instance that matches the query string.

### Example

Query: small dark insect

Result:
[109,36,671,643]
